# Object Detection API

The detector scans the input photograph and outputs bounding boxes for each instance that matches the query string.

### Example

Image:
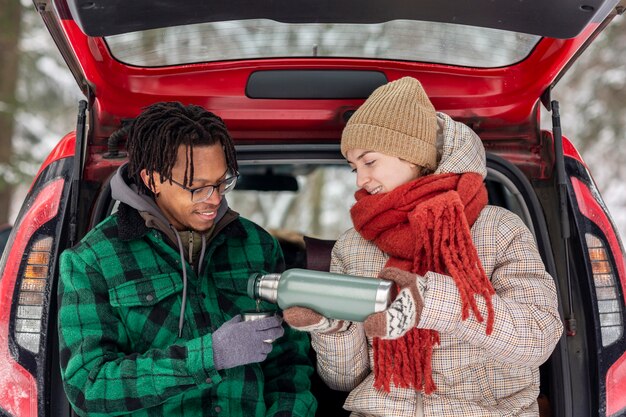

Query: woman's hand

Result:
[283,306,349,334]
[364,267,425,339]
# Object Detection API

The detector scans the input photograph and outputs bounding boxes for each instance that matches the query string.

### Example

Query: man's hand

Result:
[212,315,284,370]
[364,267,425,339]
[283,306,349,334]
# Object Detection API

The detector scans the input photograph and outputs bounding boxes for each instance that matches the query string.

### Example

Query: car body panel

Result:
[43,0,620,152]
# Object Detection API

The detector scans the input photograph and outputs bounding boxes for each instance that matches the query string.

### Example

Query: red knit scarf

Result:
[351,172,495,394]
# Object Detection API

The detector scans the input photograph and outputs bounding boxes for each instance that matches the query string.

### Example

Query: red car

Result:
[1,0,626,416]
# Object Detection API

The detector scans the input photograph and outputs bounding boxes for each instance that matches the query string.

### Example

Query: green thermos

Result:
[247,268,395,322]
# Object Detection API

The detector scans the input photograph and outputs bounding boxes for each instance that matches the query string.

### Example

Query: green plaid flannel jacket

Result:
[58,204,316,417]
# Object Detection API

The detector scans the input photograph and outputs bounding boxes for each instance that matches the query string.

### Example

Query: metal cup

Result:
[241,310,276,343]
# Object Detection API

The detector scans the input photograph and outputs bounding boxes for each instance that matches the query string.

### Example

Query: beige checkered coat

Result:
[311,113,563,416]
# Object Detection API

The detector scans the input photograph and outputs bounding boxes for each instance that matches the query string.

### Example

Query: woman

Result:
[284,77,563,416]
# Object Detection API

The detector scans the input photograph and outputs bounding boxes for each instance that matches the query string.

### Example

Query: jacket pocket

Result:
[108,273,186,347]
[109,273,183,307]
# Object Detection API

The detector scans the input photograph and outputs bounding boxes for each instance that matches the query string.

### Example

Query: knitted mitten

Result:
[364,267,425,339]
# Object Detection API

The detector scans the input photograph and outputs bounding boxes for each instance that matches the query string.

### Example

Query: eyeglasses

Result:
[168,171,239,203]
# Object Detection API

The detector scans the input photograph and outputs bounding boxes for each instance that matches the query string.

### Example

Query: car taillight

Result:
[570,176,626,416]
[0,178,64,417]
[586,233,623,346]
[14,236,54,353]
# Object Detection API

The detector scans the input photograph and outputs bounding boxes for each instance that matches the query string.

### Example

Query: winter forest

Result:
[1,2,626,240]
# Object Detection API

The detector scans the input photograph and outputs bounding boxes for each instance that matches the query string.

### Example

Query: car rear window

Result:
[229,165,356,241]
[105,19,540,68]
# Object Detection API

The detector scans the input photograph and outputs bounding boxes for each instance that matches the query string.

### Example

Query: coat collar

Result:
[115,202,246,242]
[117,203,149,241]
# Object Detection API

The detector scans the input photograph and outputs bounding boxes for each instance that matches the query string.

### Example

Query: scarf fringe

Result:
[361,174,493,394]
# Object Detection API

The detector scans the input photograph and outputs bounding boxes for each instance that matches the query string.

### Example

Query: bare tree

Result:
[0,0,22,224]
[551,16,626,238]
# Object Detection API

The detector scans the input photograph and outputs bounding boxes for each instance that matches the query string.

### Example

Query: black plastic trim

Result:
[246,70,387,99]
[64,0,615,39]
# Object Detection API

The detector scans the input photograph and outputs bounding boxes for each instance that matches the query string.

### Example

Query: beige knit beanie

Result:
[341,77,438,170]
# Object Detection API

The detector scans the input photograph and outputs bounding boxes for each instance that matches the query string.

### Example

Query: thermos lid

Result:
[247,273,262,299]
[247,272,281,303]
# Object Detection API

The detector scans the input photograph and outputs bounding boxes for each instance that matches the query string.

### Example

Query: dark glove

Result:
[283,306,348,334]
[212,315,284,370]
[364,267,425,340]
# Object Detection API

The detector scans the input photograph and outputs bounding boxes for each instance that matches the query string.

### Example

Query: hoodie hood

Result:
[110,164,173,233]
[434,112,487,179]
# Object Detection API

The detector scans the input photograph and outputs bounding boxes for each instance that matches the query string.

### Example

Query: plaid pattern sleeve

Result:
[419,206,564,366]
[57,214,316,417]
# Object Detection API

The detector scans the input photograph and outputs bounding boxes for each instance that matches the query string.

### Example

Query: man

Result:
[58,102,317,417]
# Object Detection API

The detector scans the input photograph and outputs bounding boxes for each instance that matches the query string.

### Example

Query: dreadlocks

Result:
[126,102,238,194]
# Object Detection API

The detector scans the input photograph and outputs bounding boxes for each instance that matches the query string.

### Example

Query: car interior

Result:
[76,147,557,416]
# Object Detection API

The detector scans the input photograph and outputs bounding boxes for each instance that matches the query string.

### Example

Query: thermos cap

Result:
[247,273,281,303]
[247,273,262,299]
